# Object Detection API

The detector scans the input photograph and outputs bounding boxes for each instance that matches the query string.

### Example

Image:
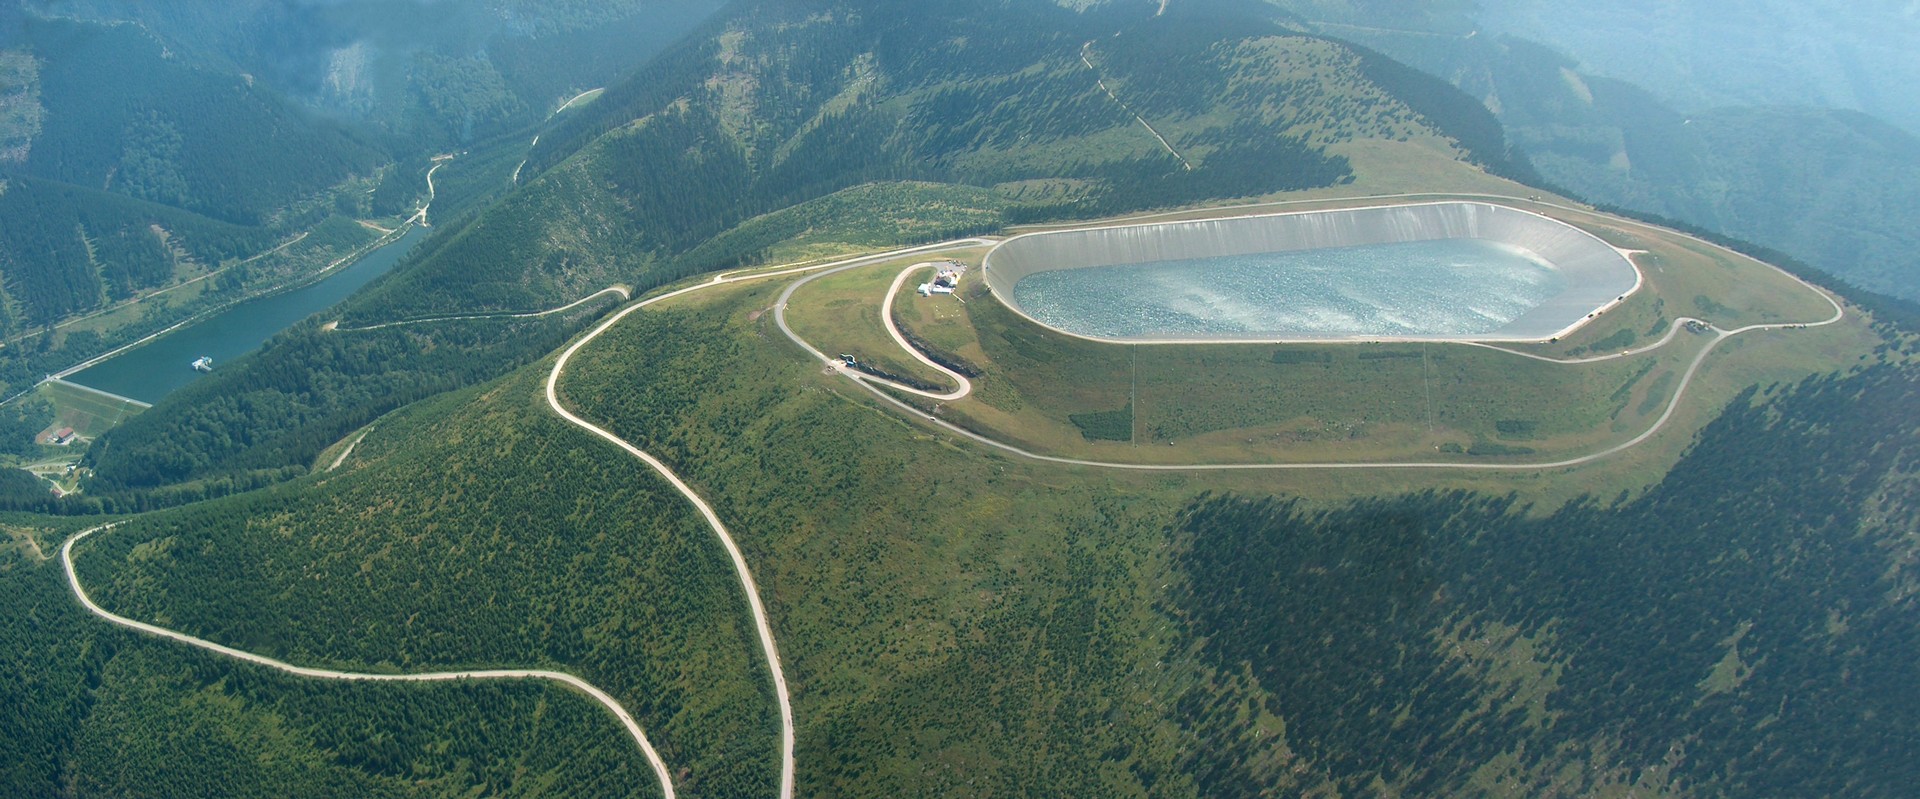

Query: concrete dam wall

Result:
[982,201,1642,342]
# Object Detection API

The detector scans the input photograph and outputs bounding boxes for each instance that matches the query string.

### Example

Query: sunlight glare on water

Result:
[1010,238,1565,339]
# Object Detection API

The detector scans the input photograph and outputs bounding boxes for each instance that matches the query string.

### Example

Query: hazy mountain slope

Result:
[1279,14,1920,301]
[87,0,1523,492]
[1476,0,1920,136]
[1525,99,1920,302]
[10,17,385,225]
[0,15,383,343]
[25,0,727,149]
[0,1,718,342]
[1404,32,1920,302]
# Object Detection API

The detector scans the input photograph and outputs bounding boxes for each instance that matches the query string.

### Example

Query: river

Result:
[64,226,429,404]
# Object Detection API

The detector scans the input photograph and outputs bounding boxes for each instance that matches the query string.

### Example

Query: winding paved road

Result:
[54,227,965,799]
[542,240,997,799]
[873,264,975,401]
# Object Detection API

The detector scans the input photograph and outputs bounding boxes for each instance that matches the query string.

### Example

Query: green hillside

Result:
[0,177,274,332]
[73,367,781,795]
[46,263,1920,796]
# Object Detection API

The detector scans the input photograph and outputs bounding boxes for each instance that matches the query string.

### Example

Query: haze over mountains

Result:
[33,0,726,143]
[1275,0,1920,302]
[1477,0,1920,135]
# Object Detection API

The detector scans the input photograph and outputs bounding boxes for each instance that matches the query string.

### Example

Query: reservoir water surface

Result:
[1009,238,1566,340]
[66,226,429,404]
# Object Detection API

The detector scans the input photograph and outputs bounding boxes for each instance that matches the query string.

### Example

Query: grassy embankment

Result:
[35,380,146,440]
[784,193,1870,473]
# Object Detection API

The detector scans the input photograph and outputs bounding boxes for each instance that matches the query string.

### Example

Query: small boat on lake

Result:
[191,356,213,372]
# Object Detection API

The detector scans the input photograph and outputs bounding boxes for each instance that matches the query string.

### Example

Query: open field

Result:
[675,182,1008,275]
[780,248,990,392]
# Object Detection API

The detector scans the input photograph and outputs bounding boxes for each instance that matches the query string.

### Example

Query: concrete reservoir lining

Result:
[981,201,1642,343]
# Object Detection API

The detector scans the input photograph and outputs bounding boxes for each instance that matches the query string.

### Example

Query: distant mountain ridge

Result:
[22,0,726,148]
[1272,2,1920,301]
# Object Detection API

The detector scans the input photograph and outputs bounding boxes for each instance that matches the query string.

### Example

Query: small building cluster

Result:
[917,260,969,297]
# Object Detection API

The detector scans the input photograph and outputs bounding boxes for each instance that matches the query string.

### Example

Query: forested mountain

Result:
[84,0,1524,492]
[0,177,273,331]
[0,14,385,335]
[0,514,662,797]
[0,0,715,403]
[3,1,1919,796]
[1172,363,1920,795]
[9,17,386,225]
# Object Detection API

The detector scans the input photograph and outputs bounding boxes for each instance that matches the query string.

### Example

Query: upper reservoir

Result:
[1013,238,1565,339]
[984,201,1640,343]
[65,226,429,404]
